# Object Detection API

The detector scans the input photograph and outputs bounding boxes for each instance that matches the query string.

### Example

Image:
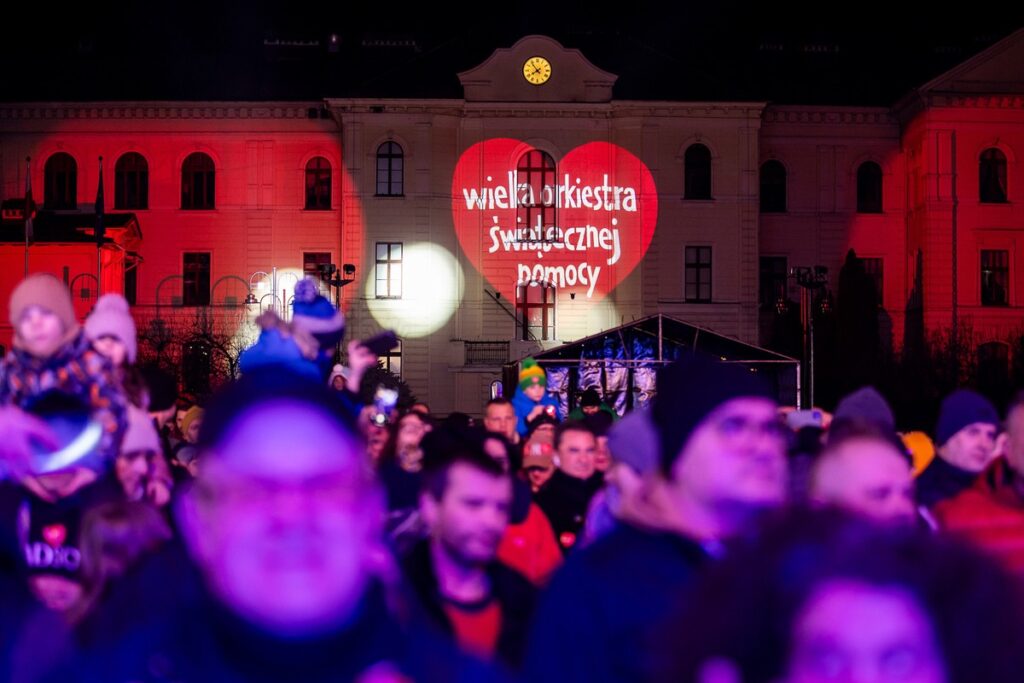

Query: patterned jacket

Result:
[0,332,128,466]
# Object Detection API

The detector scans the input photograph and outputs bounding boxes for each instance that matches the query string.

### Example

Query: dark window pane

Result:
[980,148,1008,203]
[857,162,883,213]
[760,160,787,213]
[684,144,712,200]
[44,153,77,210]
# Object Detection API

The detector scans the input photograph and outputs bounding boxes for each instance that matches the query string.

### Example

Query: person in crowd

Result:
[583,411,614,472]
[522,441,555,492]
[581,407,666,544]
[84,293,148,410]
[525,354,789,683]
[379,410,434,516]
[934,390,1024,576]
[916,389,999,509]
[511,358,561,437]
[659,509,1024,683]
[477,430,562,585]
[401,444,537,669]
[327,364,348,392]
[172,406,204,475]
[69,500,172,625]
[51,369,502,682]
[568,388,617,421]
[114,407,174,508]
[533,421,604,553]
[0,393,124,616]
[1,274,127,466]
[809,420,916,525]
[484,398,520,447]
[238,277,346,381]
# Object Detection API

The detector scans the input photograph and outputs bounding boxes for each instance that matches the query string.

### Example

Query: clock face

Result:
[523,56,552,85]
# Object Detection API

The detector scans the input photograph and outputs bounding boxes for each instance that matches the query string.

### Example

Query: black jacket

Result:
[533,469,604,553]
[400,540,537,670]
[916,456,980,509]
[525,523,710,683]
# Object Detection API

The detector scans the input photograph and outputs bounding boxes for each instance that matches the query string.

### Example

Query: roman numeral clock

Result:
[523,56,552,85]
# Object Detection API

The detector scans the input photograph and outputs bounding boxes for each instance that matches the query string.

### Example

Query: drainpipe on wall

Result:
[951,130,958,351]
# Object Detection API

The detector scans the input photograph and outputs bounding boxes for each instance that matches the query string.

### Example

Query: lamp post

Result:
[792,265,829,409]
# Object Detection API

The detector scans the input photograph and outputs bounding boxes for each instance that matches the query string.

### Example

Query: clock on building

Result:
[523,56,552,85]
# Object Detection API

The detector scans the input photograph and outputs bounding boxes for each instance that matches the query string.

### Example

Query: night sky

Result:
[4,3,1022,104]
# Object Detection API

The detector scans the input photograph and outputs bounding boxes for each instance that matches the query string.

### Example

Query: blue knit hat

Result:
[935,389,999,446]
[291,278,345,347]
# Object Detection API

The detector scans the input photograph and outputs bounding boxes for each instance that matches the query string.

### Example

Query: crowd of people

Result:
[2,272,1024,682]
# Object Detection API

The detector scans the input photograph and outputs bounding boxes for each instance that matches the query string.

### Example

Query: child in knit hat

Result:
[85,293,148,409]
[511,358,561,437]
[238,277,345,381]
[1,274,127,466]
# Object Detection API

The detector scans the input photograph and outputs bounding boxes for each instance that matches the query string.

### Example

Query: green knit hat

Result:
[519,358,547,391]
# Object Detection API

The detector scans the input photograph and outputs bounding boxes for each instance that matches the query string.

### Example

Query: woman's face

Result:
[92,335,128,367]
[785,579,947,683]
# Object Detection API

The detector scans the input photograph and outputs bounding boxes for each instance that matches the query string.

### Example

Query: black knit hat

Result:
[651,353,774,476]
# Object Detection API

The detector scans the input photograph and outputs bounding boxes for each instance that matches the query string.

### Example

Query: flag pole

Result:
[95,156,104,297]
[23,157,32,278]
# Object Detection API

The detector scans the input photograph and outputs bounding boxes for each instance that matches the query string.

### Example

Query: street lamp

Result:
[792,265,829,409]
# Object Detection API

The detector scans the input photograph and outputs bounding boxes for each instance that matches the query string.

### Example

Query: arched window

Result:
[856,161,883,213]
[760,160,787,213]
[44,153,77,209]
[305,157,332,210]
[684,144,712,200]
[115,152,148,209]
[980,148,1008,203]
[181,153,215,210]
[516,150,557,240]
[376,142,404,196]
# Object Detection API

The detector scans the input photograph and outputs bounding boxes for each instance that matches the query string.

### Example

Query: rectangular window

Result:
[381,339,402,377]
[685,246,712,302]
[375,242,403,298]
[759,257,788,309]
[182,252,211,306]
[981,250,1009,306]
[861,257,884,307]
[303,252,333,298]
[516,282,555,341]
[124,260,138,306]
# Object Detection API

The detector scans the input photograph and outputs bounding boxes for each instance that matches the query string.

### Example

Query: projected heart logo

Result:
[42,524,67,548]
[452,139,657,302]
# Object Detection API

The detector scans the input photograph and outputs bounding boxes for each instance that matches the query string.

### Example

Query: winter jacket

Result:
[534,469,604,554]
[400,540,537,670]
[497,500,563,585]
[0,331,127,465]
[511,386,561,437]
[916,455,981,509]
[933,458,1024,577]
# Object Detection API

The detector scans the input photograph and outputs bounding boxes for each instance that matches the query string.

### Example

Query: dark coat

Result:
[533,469,604,553]
[400,540,537,670]
[524,523,710,683]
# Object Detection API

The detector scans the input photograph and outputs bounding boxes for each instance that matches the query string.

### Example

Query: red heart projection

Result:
[42,524,67,548]
[452,139,657,302]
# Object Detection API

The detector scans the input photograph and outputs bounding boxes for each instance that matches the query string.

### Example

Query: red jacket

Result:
[497,502,562,585]
[934,458,1024,576]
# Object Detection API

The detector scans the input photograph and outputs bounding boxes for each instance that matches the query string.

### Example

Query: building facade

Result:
[1,32,1021,413]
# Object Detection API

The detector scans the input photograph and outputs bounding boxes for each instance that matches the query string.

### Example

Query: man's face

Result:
[557,429,597,480]
[812,438,916,525]
[671,397,788,511]
[484,403,517,441]
[422,463,511,567]
[17,306,65,359]
[524,384,546,402]
[582,405,600,416]
[181,401,378,636]
[940,422,998,473]
[331,375,346,391]
[786,580,945,683]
